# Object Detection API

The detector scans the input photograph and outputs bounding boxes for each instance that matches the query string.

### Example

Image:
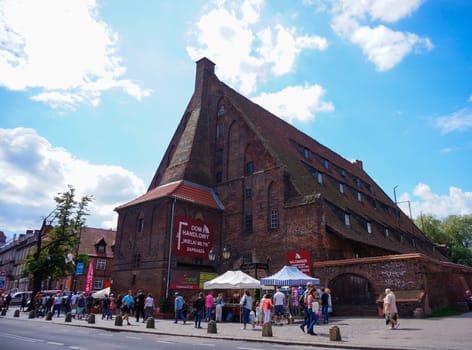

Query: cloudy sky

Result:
[1,0,471,242]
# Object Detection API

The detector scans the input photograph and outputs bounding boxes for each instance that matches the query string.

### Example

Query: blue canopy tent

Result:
[260,265,320,286]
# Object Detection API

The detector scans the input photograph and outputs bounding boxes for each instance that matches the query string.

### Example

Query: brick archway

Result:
[329,273,377,316]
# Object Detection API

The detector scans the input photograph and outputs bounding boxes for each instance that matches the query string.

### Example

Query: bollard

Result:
[146,317,155,329]
[207,320,217,334]
[46,311,53,320]
[1,309,7,316]
[287,315,294,324]
[329,325,342,341]
[87,313,96,324]
[65,312,72,322]
[115,315,123,326]
[262,322,273,337]
[14,309,20,317]
[29,310,36,319]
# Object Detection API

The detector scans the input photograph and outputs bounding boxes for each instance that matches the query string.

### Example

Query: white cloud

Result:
[327,0,432,71]
[435,108,472,134]
[252,84,334,123]
[0,0,150,110]
[0,127,146,236]
[186,0,328,95]
[397,183,472,219]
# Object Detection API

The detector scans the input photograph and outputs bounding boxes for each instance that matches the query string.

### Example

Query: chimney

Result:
[195,57,215,92]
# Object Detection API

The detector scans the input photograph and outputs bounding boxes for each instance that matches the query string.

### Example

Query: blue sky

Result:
[1,0,472,242]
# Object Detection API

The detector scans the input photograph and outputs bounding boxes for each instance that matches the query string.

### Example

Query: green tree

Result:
[415,214,472,266]
[22,185,93,303]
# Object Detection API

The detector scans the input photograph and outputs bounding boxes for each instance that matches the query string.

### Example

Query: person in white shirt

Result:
[273,288,286,325]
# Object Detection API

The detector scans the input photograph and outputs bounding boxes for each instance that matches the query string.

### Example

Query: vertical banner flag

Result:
[85,260,94,294]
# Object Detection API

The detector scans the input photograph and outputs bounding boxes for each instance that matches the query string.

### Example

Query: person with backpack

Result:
[239,290,253,330]
[299,282,313,333]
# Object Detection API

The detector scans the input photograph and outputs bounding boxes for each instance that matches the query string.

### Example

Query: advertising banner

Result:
[170,270,200,290]
[286,250,311,274]
[173,216,212,258]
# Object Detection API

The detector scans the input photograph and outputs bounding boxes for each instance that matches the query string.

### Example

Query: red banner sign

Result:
[286,250,311,274]
[84,260,94,294]
[173,216,212,258]
[169,270,200,290]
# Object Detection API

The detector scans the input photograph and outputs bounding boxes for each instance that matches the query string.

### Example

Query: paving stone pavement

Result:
[1,308,471,350]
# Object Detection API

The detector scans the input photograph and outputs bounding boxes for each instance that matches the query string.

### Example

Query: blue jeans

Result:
[300,306,310,328]
[175,308,186,323]
[205,307,213,321]
[195,309,203,328]
[308,309,318,334]
[321,304,329,323]
[242,307,250,328]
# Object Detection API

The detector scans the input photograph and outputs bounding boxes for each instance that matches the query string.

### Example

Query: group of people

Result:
[116,290,156,325]
[298,283,330,336]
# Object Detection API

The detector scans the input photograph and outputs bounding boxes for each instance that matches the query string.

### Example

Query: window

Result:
[137,218,144,233]
[341,169,346,177]
[385,228,389,237]
[245,188,252,200]
[216,123,223,138]
[217,104,225,117]
[244,214,253,233]
[324,159,329,169]
[216,148,223,164]
[245,161,254,175]
[317,172,323,184]
[339,183,344,193]
[303,148,310,160]
[367,222,372,234]
[357,192,362,202]
[93,279,104,290]
[270,208,279,229]
[96,244,105,253]
[96,258,106,270]
[216,171,222,183]
[344,213,351,227]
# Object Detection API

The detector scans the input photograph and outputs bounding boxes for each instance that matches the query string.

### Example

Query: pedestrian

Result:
[273,288,286,325]
[205,291,215,321]
[145,293,154,320]
[77,294,86,320]
[70,292,80,317]
[20,292,28,312]
[463,290,472,311]
[261,293,273,324]
[102,294,111,320]
[121,290,134,325]
[109,293,116,319]
[45,294,54,313]
[4,293,11,311]
[307,289,319,336]
[239,290,253,330]
[173,292,186,324]
[135,290,146,322]
[299,282,313,333]
[320,288,330,324]
[383,288,399,329]
[215,292,224,322]
[53,293,63,317]
[193,292,205,329]
[85,293,94,318]
[255,301,262,326]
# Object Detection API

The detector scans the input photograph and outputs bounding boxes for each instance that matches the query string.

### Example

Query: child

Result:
[249,309,256,328]
[255,301,262,326]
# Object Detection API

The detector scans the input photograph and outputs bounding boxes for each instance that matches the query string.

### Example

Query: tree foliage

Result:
[22,185,93,289]
[415,214,472,266]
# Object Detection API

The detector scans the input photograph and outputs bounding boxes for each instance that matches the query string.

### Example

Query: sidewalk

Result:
[1,308,471,350]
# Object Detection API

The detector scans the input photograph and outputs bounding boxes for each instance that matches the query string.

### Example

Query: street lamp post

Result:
[208,247,231,272]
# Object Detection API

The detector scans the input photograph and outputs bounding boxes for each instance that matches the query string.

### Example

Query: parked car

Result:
[11,291,32,306]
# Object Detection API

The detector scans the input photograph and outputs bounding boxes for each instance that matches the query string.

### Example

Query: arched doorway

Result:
[329,273,377,316]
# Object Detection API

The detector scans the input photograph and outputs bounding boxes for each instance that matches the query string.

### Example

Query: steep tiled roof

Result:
[77,227,115,258]
[116,180,224,211]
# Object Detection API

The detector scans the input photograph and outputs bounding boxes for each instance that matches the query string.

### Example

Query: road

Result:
[0,321,326,350]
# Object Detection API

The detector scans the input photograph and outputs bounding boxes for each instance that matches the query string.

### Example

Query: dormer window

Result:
[339,183,344,193]
[357,192,362,202]
[344,213,351,227]
[324,159,329,169]
[303,148,310,160]
[367,222,372,234]
[97,244,105,253]
[317,172,323,184]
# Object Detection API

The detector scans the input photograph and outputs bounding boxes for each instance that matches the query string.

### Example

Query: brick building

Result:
[113,58,472,315]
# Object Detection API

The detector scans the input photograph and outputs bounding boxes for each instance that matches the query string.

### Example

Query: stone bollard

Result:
[14,309,20,317]
[1,308,7,316]
[262,322,273,337]
[207,320,217,334]
[329,325,342,341]
[46,311,53,320]
[146,317,155,329]
[87,313,95,324]
[65,312,72,322]
[414,308,424,318]
[29,310,36,319]
[115,315,123,326]
[287,315,294,324]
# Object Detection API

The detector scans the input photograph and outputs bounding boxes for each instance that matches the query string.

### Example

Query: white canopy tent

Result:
[91,287,110,299]
[203,270,260,290]
[260,265,319,286]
